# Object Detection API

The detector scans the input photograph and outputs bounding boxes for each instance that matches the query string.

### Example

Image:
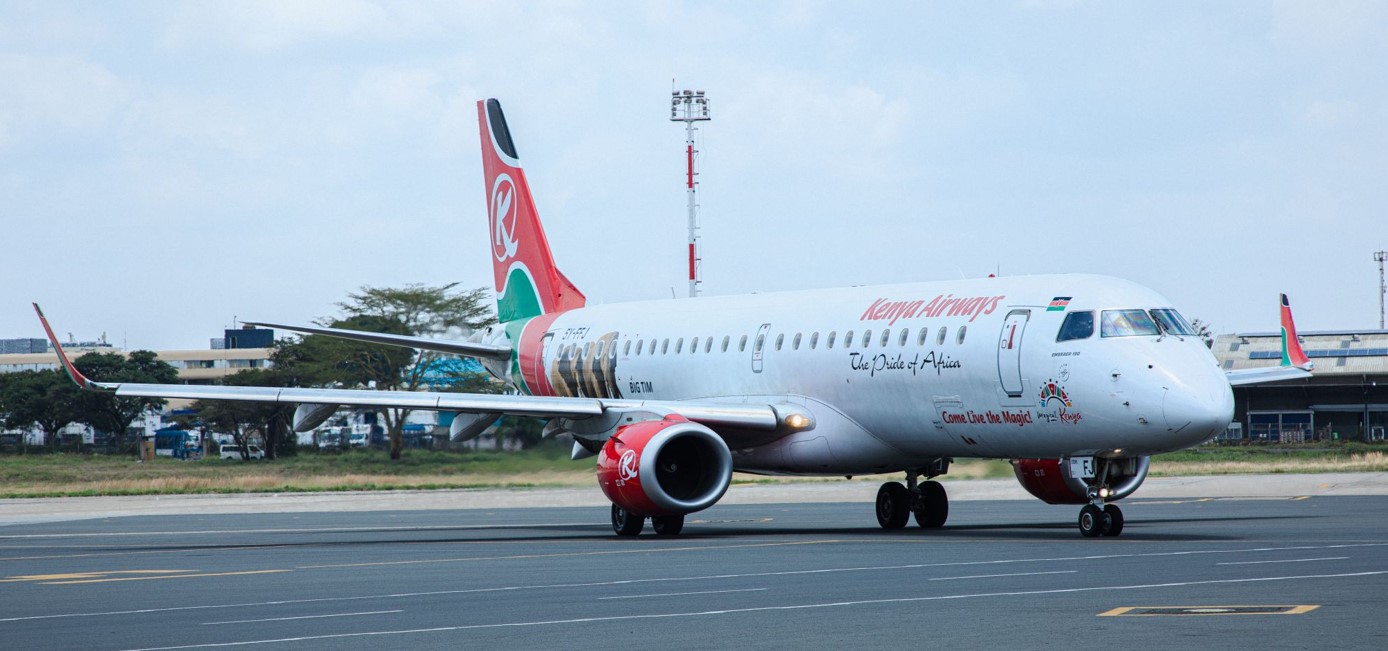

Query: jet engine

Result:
[596,415,733,517]
[1010,456,1150,505]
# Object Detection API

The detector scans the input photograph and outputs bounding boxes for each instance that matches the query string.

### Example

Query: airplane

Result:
[33,98,1315,538]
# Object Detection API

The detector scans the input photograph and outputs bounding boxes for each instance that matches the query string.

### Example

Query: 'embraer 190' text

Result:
[860,294,1006,325]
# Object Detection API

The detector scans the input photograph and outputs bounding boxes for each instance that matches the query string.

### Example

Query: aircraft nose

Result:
[1163,380,1234,444]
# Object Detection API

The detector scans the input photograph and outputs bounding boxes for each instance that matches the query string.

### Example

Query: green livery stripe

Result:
[497,268,543,323]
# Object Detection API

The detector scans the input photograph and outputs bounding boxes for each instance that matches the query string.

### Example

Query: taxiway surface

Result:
[1,480,1386,649]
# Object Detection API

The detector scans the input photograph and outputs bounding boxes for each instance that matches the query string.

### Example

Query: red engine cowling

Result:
[1010,457,1150,505]
[596,415,733,517]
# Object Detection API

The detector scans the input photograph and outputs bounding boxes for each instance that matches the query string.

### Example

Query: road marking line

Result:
[1100,605,1320,616]
[118,571,1387,650]
[929,570,1076,581]
[6,542,1385,623]
[295,540,838,569]
[1,570,192,583]
[0,522,605,540]
[46,570,289,585]
[1216,557,1348,566]
[202,610,403,625]
[599,588,768,600]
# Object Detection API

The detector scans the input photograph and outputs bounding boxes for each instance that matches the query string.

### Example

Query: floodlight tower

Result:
[671,89,710,298]
[1376,250,1387,329]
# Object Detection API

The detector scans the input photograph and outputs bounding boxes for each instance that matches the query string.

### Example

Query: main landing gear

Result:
[610,504,684,537]
[1077,459,1124,538]
[876,461,950,530]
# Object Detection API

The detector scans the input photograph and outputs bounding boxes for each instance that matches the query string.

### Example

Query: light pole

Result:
[671,89,710,298]
[1375,251,1386,329]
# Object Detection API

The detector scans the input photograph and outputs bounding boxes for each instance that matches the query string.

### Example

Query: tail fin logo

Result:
[490,173,519,262]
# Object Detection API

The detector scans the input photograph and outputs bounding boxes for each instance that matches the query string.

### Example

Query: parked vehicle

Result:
[219,444,265,461]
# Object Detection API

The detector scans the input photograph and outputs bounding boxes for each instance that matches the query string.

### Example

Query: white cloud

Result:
[0,54,127,147]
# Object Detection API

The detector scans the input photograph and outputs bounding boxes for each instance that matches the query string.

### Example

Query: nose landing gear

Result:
[1077,459,1125,537]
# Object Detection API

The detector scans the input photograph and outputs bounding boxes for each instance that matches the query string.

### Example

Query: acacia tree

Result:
[1189,318,1215,348]
[281,283,495,459]
[69,351,178,453]
[0,369,80,451]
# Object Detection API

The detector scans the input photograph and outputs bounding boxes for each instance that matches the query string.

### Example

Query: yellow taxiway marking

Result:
[2,569,289,585]
[1100,605,1320,617]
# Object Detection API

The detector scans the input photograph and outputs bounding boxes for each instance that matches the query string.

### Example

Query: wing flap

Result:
[1225,366,1313,386]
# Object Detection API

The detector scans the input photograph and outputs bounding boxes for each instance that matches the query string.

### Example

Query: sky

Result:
[2,1,1386,350]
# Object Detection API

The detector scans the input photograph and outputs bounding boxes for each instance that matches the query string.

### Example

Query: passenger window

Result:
[756,333,765,352]
[917,328,928,346]
[809,332,819,349]
[863,330,872,348]
[898,329,908,346]
[705,338,713,353]
[690,336,699,353]
[775,333,784,351]
[661,338,669,354]
[635,339,642,355]
[675,338,684,353]
[721,335,730,352]
[956,326,967,344]
[1057,311,1095,342]
[739,334,748,352]
[937,327,946,345]
[623,340,631,356]
[827,331,836,348]
[844,330,854,347]
[793,333,802,350]
[649,339,658,355]
[879,329,890,347]
[1101,310,1160,337]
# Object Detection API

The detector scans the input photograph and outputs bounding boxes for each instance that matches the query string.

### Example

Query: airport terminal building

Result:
[1213,329,1388,442]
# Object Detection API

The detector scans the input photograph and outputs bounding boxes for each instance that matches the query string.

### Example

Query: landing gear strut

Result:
[1077,459,1124,538]
[876,460,950,530]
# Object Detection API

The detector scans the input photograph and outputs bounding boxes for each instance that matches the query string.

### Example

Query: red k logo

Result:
[618,449,638,481]
[490,173,519,262]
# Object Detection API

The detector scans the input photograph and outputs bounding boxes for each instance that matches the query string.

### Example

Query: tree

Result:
[1189,318,1215,348]
[273,283,496,459]
[185,368,297,460]
[0,369,81,451]
[69,351,179,453]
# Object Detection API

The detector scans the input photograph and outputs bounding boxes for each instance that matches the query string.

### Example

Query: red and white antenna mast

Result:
[670,88,710,298]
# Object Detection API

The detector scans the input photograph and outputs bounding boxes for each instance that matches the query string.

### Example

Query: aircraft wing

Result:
[1225,366,1313,386]
[33,305,787,433]
[241,320,512,362]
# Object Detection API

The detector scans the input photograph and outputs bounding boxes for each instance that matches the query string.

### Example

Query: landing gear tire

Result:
[913,480,949,528]
[876,482,911,529]
[1078,504,1106,538]
[611,504,645,537]
[651,514,685,536]
[1102,504,1124,537]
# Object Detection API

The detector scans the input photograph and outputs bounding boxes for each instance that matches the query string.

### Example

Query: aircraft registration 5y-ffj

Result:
[34,98,1314,538]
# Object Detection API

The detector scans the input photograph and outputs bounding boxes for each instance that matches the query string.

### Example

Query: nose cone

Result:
[1163,378,1235,447]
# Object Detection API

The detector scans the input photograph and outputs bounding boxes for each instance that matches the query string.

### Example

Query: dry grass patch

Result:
[1152,451,1388,476]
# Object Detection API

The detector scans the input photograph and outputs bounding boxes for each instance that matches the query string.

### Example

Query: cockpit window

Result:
[1149,309,1195,336]
[1101,309,1160,337]
[1057,311,1095,342]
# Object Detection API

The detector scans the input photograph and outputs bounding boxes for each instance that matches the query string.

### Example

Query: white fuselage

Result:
[507,273,1233,476]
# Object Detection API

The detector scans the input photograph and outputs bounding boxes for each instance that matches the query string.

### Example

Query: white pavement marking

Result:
[6,542,1386,624]
[0,522,603,540]
[202,610,403,625]
[1216,557,1349,566]
[598,588,768,600]
[928,570,1077,581]
[121,570,1388,650]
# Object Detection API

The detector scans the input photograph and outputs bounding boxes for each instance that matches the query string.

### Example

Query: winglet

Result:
[31,303,111,390]
[1279,294,1312,370]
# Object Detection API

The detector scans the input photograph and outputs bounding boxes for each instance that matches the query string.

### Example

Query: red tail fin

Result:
[1279,293,1311,369]
[478,99,585,323]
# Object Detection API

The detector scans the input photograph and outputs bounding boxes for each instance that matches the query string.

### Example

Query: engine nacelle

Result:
[596,415,733,517]
[1010,456,1150,505]
[293,403,339,433]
